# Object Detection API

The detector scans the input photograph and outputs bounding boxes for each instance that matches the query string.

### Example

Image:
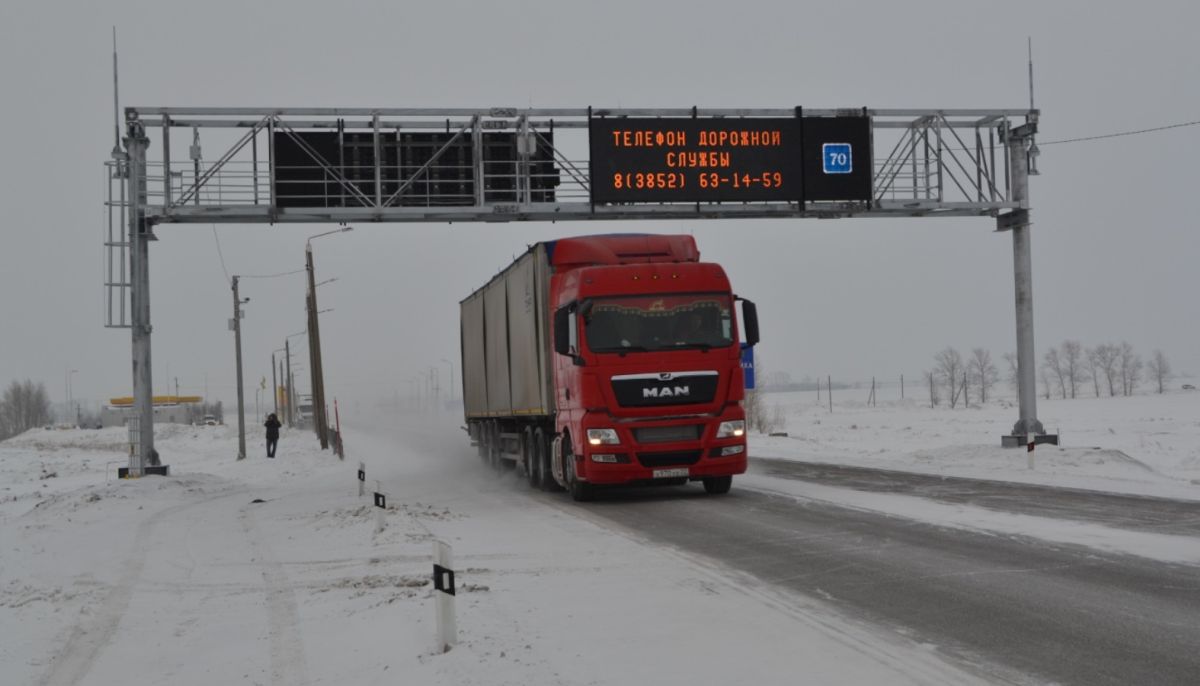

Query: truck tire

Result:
[476,423,488,462]
[488,422,502,472]
[702,476,733,494]
[564,442,593,502]
[536,430,561,492]
[524,428,538,487]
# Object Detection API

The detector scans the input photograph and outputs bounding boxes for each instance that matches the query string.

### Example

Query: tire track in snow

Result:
[35,489,240,686]
[238,503,312,686]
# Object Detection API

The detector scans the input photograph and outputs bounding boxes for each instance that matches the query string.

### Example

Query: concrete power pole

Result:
[232,276,247,460]
[284,339,293,427]
[305,245,329,450]
[271,352,278,418]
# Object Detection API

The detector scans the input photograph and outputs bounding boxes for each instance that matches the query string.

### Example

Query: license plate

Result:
[652,468,689,479]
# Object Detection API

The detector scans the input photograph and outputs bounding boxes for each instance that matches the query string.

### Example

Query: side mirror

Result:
[742,300,760,347]
[553,306,571,356]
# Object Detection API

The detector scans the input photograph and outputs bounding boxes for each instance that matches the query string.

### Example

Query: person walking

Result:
[264,413,281,458]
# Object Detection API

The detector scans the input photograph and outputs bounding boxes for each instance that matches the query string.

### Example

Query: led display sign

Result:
[589,114,872,204]
[589,118,803,203]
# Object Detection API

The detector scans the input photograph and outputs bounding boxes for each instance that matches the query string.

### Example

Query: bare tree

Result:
[968,348,998,404]
[1094,343,1121,396]
[1061,340,1084,399]
[1084,347,1103,398]
[934,347,964,408]
[0,380,52,440]
[1118,342,1142,396]
[1043,347,1067,399]
[1147,350,1171,394]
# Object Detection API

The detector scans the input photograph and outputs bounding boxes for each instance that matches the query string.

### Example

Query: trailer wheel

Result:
[488,422,503,472]
[523,428,537,487]
[475,423,487,462]
[564,442,593,502]
[702,476,733,495]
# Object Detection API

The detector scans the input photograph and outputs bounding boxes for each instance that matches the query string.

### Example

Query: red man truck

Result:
[459,234,759,500]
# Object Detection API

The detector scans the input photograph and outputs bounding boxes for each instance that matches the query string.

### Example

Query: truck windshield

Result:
[584,294,734,353]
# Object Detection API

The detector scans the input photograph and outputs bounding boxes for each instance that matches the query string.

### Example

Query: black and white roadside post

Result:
[433,540,457,653]
[373,483,386,534]
[357,461,365,498]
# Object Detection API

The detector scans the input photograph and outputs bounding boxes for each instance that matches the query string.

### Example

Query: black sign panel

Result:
[801,115,873,202]
[589,118,803,203]
[272,131,559,209]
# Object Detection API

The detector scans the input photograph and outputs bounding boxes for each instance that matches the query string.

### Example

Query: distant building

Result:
[101,396,204,427]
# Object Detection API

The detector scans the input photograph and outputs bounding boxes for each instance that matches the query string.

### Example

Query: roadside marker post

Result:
[433,540,457,653]
[1027,433,1035,470]
[373,485,386,533]
[357,461,365,497]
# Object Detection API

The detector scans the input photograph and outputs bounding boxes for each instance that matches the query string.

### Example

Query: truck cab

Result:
[548,235,758,498]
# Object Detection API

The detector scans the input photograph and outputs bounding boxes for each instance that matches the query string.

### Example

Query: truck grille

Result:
[637,450,702,468]
[612,372,718,407]
[633,424,703,444]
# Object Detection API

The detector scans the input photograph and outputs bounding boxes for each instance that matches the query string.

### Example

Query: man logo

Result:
[658,373,674,381]
[644,386,690,399]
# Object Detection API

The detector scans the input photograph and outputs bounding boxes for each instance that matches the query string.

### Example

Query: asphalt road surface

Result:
[565,463,1200,685]
[752,457,1200,536]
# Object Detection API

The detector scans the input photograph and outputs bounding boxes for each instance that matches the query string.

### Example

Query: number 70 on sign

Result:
[822,143,853,174]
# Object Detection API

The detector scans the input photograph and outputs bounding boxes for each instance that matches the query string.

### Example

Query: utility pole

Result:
[284,339,293,427]
[271,352,279,417]
[232,276,247,460]
[305,249,327,448]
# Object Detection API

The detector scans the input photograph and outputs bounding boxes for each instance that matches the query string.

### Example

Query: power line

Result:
[240,268,306,280]
[1040,119,1200,146]
[211,224,230,286]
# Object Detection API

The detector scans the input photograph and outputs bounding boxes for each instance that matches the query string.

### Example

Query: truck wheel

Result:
[537,430,561,492]
[702,476,733,494]
[565,444,593,502]
[488,423,502,472]
[476,424,488,462]
[524,428,537,488]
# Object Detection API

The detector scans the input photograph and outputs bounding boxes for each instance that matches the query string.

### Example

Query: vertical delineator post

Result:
[433,540,457,653]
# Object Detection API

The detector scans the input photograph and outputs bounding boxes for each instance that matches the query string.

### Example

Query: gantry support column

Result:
[125,118,165,475]
[1003,120,1052,445]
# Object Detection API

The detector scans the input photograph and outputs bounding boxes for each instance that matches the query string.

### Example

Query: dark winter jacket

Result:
[264,417,282,440]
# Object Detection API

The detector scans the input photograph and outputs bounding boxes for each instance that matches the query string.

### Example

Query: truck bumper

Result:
[577,412,748,486]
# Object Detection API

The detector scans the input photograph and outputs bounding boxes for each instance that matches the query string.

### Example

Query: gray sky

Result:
[1,0,1197,412]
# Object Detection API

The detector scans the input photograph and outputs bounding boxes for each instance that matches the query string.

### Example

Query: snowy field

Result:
[2,419,993,685]
[751,384,1200,500]
[2,387,1198,684]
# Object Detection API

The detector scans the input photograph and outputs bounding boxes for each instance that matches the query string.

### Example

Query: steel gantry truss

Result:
[105,106,1048,475]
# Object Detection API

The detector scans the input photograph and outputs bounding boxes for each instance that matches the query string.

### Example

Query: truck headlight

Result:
[587,428,620,445]
[716,420,745,438]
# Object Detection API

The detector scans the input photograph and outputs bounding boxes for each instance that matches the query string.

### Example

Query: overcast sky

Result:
[1,0,1197,416]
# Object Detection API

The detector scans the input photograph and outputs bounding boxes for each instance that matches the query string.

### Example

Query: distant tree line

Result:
[1041,341,1170,399]
[0,379,52,440]
[924,342,1172,407]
